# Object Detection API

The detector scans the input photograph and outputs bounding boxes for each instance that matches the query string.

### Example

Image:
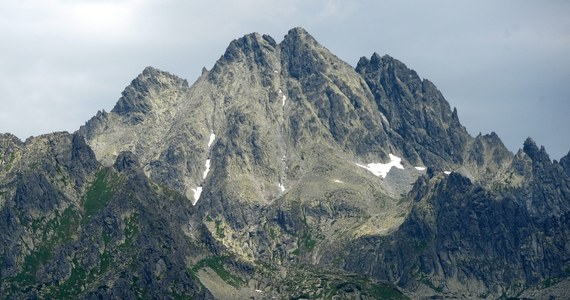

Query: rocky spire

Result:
[560,150,570,176]
[357,52,471,167]
[280,27,331,79]
[111,67,189,124]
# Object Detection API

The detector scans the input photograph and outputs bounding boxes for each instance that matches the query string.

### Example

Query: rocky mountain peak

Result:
[280,27,334,79]
[111,66,189,124]
[560,150,570,177]
[282,27,316,44]
[12,27,563,299]
[357,51,471,167]
[357,52,421,82]
[220,32,277,66]
[523,137,550,162]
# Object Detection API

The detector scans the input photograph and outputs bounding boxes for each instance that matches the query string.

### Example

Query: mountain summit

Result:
[1,28,569,299]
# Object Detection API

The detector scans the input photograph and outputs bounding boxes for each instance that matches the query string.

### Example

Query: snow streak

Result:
[356,154,404,178]
[193,132,216,205]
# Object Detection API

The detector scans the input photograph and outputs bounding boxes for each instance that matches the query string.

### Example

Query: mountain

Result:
[1,27,569,299]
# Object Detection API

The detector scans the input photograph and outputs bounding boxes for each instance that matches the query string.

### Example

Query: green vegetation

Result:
[54,207,81,242]
[324,279,407,299]
[191,256,245,288]
[99,213,140,275]
[99,251,112,273]
[419,277,444,293]
[215,219,225,238]
[291,230,317,256]
[357,279,408,299]
[45,259,91,299]
[301,231,317,251]
[280,267,409,299]
[269,226,277,239]
[82,168,121,223]
[412,239,429,253]
[58,265,87,296]
[7,246,51,287]
[55,164,69,186]
[3,151,16,172]
[292,248,300,256]
[125,214,139,244]
[130,275,145,299]
[3,198,139,297]
[262,221,278,240]
[3,206,81,295]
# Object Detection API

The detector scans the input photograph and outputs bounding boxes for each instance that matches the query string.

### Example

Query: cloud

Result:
[0,0,569,158]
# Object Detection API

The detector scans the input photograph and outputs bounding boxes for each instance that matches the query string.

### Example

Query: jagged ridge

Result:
[1,27,568,299]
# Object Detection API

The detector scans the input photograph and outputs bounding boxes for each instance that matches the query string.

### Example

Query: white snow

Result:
[444,171,451,175]
[334,179,344,183]
[203,159,211,179]
[208,132,216,148]
[194,132,216,206]
[278,182,285,192]
[192,187,202,204]
[356,154,404,178]
[415,166,426,171]
[278,89,287,107]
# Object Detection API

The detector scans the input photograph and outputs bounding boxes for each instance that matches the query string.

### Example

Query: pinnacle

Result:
[286,26,309,36]
[219,31,278,67]
[142,66,161,74]
[281,26,318,46]
[523,137,551,162]
[523,137,538,152]
[109,66,188,121]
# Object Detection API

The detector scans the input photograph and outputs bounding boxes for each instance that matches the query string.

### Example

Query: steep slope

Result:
[2,27,568,299]
[339,148,570,298]
[79,28,462,227]
[0,133,214,298]
[357,53,470,167]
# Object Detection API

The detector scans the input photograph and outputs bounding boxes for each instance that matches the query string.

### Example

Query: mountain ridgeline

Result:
[1,27,569,299]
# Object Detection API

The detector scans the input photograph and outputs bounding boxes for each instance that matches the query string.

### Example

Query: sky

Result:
[1,0,569,159]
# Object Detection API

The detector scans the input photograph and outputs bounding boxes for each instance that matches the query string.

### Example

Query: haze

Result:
[0,0,569,159]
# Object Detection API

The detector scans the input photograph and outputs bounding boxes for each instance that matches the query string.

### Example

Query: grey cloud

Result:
[0,0,568,158]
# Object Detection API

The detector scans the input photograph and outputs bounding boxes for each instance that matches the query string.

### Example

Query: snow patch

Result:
[194,132,216,206]
[415,166,426,171]
[203,159,211,179]
[278,89,287,107]
[444,171,451,175]
[192,187,202,205]
[208,132,216,148]
[356,154,404,178]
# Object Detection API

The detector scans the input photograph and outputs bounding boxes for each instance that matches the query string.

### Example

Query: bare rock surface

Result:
[1,27,568,299]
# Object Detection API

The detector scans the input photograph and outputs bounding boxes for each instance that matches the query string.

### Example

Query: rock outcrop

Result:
[1,27,568,299]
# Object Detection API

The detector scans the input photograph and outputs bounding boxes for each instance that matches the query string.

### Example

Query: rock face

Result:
[1,27,569,299]
[356,53,470,167]
[0,133,212,298]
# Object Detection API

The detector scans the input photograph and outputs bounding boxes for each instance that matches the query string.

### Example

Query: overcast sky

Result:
[1,0,569,159]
